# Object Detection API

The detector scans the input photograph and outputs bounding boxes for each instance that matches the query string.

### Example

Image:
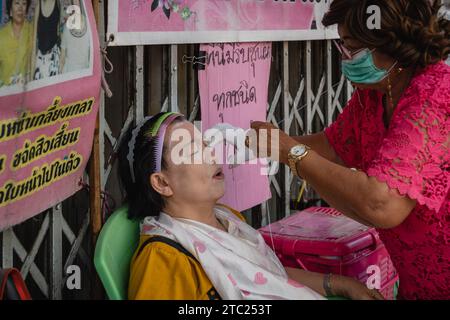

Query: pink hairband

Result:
[153,113,183,172]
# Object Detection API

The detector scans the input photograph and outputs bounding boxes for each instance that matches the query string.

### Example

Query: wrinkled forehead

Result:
[164,120,201,151]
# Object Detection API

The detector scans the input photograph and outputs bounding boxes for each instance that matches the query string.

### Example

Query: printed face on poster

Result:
[0,0,93,93]
[108,0,338,45]
[0,0,100,230]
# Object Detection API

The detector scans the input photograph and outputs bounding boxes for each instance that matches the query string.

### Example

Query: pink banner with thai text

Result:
[199,42,272,211]
[108,0,337,45]
[0,0,100,230]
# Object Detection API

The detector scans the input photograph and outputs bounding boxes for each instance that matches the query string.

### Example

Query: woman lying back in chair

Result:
[118,112,383,300]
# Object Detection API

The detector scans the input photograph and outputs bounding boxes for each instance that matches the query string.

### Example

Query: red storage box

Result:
[259,207,399,300]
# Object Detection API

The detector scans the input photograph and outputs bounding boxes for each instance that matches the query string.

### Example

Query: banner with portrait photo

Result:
[0,0,100,230]
[107,0,338,46]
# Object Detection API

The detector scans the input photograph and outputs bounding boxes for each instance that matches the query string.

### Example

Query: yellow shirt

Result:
[128,205,246,300]
[0,21,33,86]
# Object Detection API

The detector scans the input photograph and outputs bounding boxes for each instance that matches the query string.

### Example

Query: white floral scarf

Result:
[141,206,324,300]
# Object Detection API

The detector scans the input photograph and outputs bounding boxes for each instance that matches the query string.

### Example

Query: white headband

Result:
[127,116,154,183]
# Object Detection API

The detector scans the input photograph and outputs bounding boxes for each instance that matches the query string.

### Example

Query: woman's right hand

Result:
[249,121,297,164]
[331,275,385,300]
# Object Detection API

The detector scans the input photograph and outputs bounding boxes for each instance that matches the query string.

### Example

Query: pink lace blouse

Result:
[324,61,450,300]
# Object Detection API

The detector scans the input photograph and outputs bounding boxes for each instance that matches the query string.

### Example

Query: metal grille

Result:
[100,40,352,227]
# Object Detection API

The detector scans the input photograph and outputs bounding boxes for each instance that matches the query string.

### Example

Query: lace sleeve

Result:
[324,90,363,168]
[367,91,450,213]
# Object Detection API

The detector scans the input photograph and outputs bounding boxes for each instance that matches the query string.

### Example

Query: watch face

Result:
[291,145,306,156]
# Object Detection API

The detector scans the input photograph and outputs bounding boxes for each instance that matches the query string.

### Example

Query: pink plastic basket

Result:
[259,207,399,300]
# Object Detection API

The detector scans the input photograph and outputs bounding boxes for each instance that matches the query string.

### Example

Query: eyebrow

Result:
[177,138,205,155]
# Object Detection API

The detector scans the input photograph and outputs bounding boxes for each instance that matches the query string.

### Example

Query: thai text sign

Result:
[199,42,272,211]
[0,0,100,229]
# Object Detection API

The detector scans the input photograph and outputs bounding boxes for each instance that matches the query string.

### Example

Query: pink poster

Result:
[108,0,337,45]
[0,0,100,230]
[199,42,272,211]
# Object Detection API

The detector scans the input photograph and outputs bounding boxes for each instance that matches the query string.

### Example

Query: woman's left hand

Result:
[332,275,385,300]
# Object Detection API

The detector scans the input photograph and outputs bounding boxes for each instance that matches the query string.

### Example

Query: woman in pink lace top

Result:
[252,0,449,299]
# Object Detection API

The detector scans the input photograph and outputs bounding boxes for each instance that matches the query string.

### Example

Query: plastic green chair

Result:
[94,206,140,300]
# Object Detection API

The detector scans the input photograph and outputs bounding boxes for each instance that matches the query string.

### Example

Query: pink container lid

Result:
[259,207,381,257]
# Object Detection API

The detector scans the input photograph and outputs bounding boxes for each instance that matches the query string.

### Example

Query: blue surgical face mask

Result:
[341,49,397,84]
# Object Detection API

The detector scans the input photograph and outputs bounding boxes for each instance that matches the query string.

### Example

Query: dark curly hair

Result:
[322,0,450,68]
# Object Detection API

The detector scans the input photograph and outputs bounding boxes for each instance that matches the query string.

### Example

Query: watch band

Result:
[289,158,300,177]
[288,145,310,177]
[323,273,334,297]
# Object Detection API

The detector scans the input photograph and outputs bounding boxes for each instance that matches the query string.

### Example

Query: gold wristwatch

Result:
[287,144,311,177]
